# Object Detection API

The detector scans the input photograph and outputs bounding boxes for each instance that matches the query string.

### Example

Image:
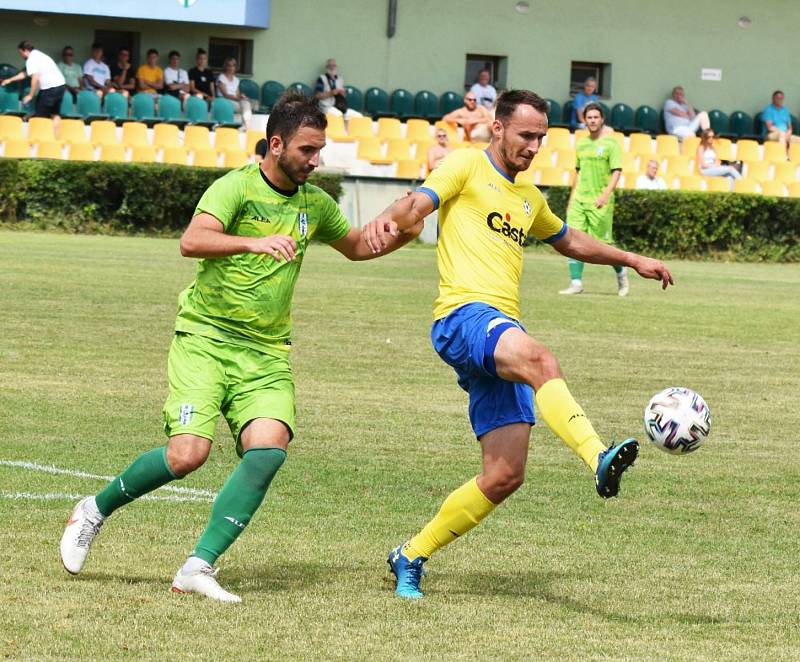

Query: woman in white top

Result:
[216,57,252,128]
[696,129,741,180]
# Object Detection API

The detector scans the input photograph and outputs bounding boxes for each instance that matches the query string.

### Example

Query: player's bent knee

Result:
[166,435,211,477]
[483,468,525,500]
[523,346,561,387]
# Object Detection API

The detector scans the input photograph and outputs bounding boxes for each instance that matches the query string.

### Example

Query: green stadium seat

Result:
[610,103,635,133]
[708,109,730,136]
[365,86,394,118]
[260,80,285,112]
[390,88,415,119]
[59,92,78,118]
[0,86,21,114]
[288,82,313,98]
[729,111,758,140]
[157,94,187,127]
[238,79,262,109]
[185,95,211,125]
[561,100,574,126]
[0,63,18,80]
[211,97,240,127]
[414,90,439,121]
[345,85,364,113]
[634,105,659,135]
[103,92,128,121]
[544,98,569,129]
[131,93,157,122]
[76,90,108,121]
[596,101,610,120]
[439,91,463,116]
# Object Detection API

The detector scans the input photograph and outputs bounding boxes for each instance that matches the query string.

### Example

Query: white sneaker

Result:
[60,496,105,575]
[171,564,242,603]
[559,283,584,295]
[617,272,630,297]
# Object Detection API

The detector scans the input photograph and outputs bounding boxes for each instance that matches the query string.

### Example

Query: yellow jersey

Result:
[419,148,566,321]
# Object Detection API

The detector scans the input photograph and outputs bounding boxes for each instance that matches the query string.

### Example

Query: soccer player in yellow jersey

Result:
[362,90,674,599]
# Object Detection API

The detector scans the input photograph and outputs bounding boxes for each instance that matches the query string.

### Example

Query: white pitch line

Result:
[0,459,217,498]
[0,491,212,503]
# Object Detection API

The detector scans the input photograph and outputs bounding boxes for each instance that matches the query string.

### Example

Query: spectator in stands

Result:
[314,58,362,119]
[762,90,800,156]
[82,43,113,99]
[137,49,164,96]
[442,92,492,142]
[427,128,453,171]
[216,57,253,128]
[188,48,215,103]
[110,48,136,97]
[636,159,668,190]
[58,46,82,102]
[1,41,65,131]
[663,86,710,139]
[164,50,190,107]
[571,77,599,129]
[469,69,497,111]
[696,128,741,180]
[254,138,268,163]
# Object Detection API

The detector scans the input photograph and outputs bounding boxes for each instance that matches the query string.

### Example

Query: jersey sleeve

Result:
[417,148,477,210]
[313,191,351,244]
[529,191,567,244]
[609,139,623,171]
[194,172,245,232]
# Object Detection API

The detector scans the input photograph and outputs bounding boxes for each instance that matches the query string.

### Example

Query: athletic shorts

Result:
[567,198,615,243]
[163,332,295,455]
[35,85,65,118]
[431,302,535,439]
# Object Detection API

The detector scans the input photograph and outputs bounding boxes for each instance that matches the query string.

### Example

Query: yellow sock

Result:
[535,378,606,472]
[404,477,495,560]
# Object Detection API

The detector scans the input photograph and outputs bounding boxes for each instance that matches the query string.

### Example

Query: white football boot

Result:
[171,562,242,603]
[559,281,584,295]
[617,271,630,297]
[60,496,105,574]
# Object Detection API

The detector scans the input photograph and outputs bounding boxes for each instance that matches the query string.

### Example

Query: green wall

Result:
[1,1,796,114]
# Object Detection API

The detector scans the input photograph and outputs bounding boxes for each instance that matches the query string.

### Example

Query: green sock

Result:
[568,259,584,281]
[192,448,286,565]
[95,446,177,517]
[613,265,624,274]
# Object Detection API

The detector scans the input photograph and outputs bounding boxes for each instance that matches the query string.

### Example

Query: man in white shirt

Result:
[663,86,710,139]
[636,159,668,190]
[164,50,190,107]
[1,40,66,129]
[469,70,497,110]
[82,43,112,99]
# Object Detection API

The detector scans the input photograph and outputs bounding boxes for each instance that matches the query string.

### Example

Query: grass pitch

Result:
[1,231,798,660]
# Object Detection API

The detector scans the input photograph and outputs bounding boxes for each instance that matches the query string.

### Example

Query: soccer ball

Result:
[643,387,711,454]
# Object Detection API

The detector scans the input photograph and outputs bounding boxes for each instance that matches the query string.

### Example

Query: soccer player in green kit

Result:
[559,102,629,296]
[59,91,423,603]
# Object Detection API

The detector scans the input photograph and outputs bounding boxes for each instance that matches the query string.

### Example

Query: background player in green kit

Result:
[560,103,629,296]
[59,91,423,603]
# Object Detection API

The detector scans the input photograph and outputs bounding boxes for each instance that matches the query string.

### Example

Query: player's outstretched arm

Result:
[180,213,297,261]
[361,191,434,254]
[552,226,674,289]
[330,220,423,261]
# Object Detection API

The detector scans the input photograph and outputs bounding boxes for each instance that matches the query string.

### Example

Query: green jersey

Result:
[574,135,622,202]
[175,164,350,351]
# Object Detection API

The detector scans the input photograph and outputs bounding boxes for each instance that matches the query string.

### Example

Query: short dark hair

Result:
[773,90,784,98]
[17,40,34,52]
[495,89,549,124]
[254,138,269,158]
[147,48,159,57]
[583,102,604,119]
[62,45,73,55]
[91,42,103,50]
[267,90,327,142]
[196,48,207,56]
[168,50,180,59]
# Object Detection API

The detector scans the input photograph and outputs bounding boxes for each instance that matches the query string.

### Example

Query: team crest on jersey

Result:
[298,212,308,237]
[522,199,531,216]
[179,403,194,425]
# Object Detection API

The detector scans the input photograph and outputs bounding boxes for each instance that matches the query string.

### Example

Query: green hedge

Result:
[0,159,343,235]
[544,186,800,262]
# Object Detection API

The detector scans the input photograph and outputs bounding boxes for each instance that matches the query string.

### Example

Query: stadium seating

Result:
[104,93,129,121]
[714,138,733,161]
[733,178,758,194]
[59,119,88,144]
[260,80,285,112]
[245,129,264,153]
[27,117,55,143]
[239,79,260,107]
[760,180,785,196]
[214,127,241,151]
[36,141,63,159]
[377,117,402,141]
[4,139,31,158]
[90,121,117,147]
[59,93,76,118]
[223,149,249,168]
[365,87,393,118]
[678,175,703,191]
[324,114,350,141]
[545,98,569,129]
[763,141,786,163]
[735,139,760,162]
[131,145,157,163]
[555,148,576,170]
[439,91,463,116]
[153,123,180,149]
[561,100,574,126]
[184,125,211,151]
[628,133,654,156]
[681,136,701,157]
[76,90,106,119]
[666,155,692,178]
[100,144,126,162]
[610,103,635,133]
[788,182,800,197]
[655,134,679,157]
[0,87,21,114]
[357,137,390,164]
[406,118,432,142]
[211,98,238,126]
[395,159,423,179]
[185,96,210,124]
[346,116,374,140]
[545,127,571,150]
[773,161,797,183]
[131,93,156,121]
[385,138,411,161]
[122,122,148,148]
[390,89,415,119]
[745,161,770,181]
[67,143,95,161]
[634,105,660,135]
[538,167,568,186]
[414,90,439,121]
[163,146,189,165]
[708,109,729,136]
[345,86,364,113]
[288,82,313,98]
[704,176,730,192]
[157,95,183,123]
[729,111,757,140]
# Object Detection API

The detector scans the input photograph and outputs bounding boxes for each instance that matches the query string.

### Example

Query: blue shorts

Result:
[431,302,535,439]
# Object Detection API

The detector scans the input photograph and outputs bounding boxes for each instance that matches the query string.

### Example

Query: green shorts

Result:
[567,198,615,243]
[163,332,295,454]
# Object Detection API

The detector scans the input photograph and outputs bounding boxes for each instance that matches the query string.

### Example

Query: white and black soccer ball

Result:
[644,387,711,454]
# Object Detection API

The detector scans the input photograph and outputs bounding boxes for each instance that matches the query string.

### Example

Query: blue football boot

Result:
[387,543,427,599]
[595,438,639,498]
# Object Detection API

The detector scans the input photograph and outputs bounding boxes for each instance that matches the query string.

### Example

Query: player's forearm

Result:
[383,195,429,232]
[603,171,621,196]
[350,220,423,261]
[554,227,637,267]
[180,227,258,258]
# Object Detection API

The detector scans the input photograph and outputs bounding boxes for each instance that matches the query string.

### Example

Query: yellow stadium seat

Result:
[4,139,31,158]
[744,161,770,181]
[733,179,758,194]
[538,167,567,187]
[36,141,64,159]
[122,122,148,148]
[666,156,692,178]
[678,175,703,191]
[621,171,639,189]
[100,144,126,162]
[405,119,432,142]
[655,134,679,157]
[377,117,402,141]
[681,136,701,157]
[789,143,800,163]
[27,117,56,143]
[545,127,571,150]
[214,127,241,152]
[609,131,625,149]
[184,125,211,151]
[162,146,189,165]
[67,143,95,161]
[324,114,350,142]
[357,137,390,163]
[385,138,411,161]
[59,119,88,144]
[763,141,787,163]
[131,145,156,163]
[90,120,118,147]
[395,159,423,179]
[760,180,786,196]
[192,149,218,167]
[773,161,798,183]
[245,129,265,153]
[223,149,249,168]
[412,140,433,160]
[573,128,589,142]
[153,123,180,150]
[347,116,374,140]
[531,145,554,167]
[735,139,760,162]
[714,138,733,161]
[620,152,637,172]
[555,148,576,170]
[787,182,800,197]
[628,133,653,155]
[434,120,460,139]
[703,176,730,192]
[0,115,23,141]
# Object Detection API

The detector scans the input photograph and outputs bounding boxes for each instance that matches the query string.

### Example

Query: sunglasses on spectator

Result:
[465,97,477,102]
[436,133,447,138]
